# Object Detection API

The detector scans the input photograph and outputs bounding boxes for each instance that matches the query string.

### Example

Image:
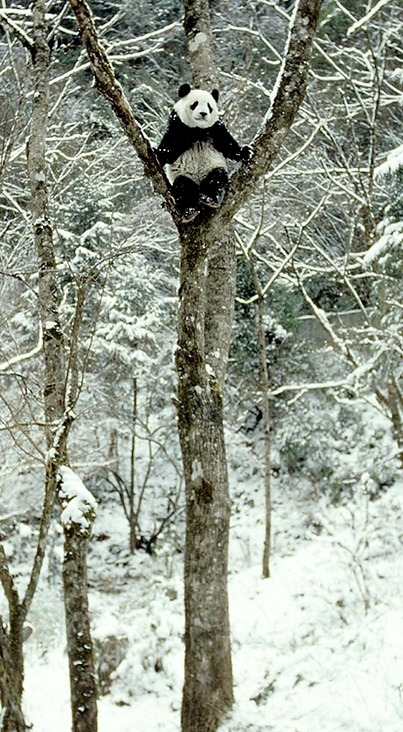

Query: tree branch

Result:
[209,0,323,234]
[67,0,176,219]
[0,9,34,52]
[0,544,20,609]
[183,0,217,87]
[0,325,43,372]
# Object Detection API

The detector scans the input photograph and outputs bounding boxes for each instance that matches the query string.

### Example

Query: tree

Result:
[0,2,73,727]
[28,3,98,729]
[52,0,322,729]
[0,2,98,729]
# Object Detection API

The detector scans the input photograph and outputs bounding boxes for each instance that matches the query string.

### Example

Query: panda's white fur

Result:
[168,89,226,185]
[174,88,219,128]
[167,141,226,185]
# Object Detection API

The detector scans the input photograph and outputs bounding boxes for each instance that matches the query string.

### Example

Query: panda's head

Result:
[174,84,220,129]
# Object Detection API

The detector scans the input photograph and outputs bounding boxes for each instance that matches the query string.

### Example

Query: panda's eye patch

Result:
[208,103,212,113]
[190,101,198,110]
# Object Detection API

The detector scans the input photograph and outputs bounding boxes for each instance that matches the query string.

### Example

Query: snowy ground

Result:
[20,440,403,732]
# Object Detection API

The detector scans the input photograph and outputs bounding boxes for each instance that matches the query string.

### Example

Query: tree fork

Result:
[64,3,323,731]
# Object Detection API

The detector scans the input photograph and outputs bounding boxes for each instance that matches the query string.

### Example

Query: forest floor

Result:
[21,430,403,732]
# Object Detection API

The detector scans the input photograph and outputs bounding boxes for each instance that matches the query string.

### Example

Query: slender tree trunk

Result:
[178,6,236,729]
[256,294,272,578]
[129,377,138,554]
[0,613,26,732]
[0,2,66,728]
[63,525,98,732]
[28,4,98,731]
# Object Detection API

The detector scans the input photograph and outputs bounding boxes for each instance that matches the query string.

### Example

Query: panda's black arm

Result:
[211,121,251,162]
[156,112,193,166]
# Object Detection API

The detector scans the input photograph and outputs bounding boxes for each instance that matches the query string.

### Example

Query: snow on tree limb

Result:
[0,325,43,372]
[375,144,403,178]
[58,466,97,531]
[347,0,394,37]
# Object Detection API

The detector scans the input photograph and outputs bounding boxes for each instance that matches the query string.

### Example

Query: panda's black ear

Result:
[178,83,191,98]
[211,89,219,102]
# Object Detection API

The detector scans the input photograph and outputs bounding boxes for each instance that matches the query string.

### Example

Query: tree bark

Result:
[257,292,272,579]
[0,610,25,732]
[178,4,236,729]
[176,227,233,732]
[63,524,98,732]
[204,231,237,386]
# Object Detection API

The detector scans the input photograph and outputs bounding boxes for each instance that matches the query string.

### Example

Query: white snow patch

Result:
[21,428,403,732]
[58,466,97,529]
[45,320,58,331]
[364,221,403,265]
[375,143,403,177]
[191,460,202,481]
[189,32,207,52]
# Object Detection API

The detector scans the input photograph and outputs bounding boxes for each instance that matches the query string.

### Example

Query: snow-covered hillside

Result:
[21,425,403,732]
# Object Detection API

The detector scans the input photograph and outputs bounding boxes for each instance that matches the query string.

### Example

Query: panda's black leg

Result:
[199,168,229,208]
[171,175,200,222]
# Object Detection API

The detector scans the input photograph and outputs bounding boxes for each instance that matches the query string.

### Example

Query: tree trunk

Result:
[205,231,237,385]
[28,4,98,730]
[129,377,138,554]
[0,614,26,732]
[257,294,272,579]
[63,525,98,732]
[176,227,233,732]
[178,6,236,729]
[63,4,323,730]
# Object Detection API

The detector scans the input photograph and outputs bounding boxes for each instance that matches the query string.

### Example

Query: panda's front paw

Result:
[240,145,253,162]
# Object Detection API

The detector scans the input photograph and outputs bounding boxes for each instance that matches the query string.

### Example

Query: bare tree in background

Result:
[0,2,97,729]
[27,3,98,730]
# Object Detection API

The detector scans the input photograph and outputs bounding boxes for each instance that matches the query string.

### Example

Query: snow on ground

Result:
[21,446,403,732]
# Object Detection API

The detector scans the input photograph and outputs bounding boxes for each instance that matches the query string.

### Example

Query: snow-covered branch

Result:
[67,0,176,220]
[0,325,43,372]
[209,0,323,233]
[0,9,33,51]
[347,0,394,37]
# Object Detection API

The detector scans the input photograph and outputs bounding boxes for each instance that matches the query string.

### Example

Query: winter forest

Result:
[0,0,402,731]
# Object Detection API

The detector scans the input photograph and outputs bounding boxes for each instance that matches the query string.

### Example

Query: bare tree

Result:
[27,3,98,729]
[0,2,98,729]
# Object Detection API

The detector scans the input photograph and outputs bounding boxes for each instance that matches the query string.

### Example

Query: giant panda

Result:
[156,83,252,223]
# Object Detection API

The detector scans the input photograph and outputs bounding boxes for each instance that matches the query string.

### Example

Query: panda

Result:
[156,83,252,223]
